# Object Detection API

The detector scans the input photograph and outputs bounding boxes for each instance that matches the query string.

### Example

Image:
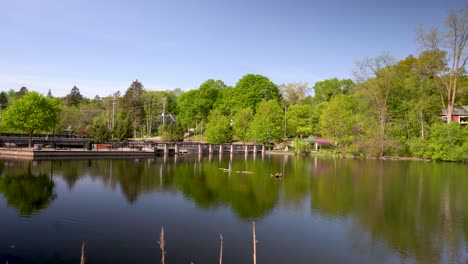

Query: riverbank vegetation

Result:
[0,6,467,161]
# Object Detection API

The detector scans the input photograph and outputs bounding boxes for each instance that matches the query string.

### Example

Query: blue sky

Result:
[0,0,465,97]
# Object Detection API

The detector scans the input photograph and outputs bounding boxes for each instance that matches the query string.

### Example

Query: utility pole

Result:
[111,96,116,129]
[162,97,167,125]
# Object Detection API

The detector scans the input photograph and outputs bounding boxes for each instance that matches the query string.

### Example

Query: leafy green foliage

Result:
[426,123,468,161]
[177,79,225,126]
[1,91,60,147]
[249,100,284,143]
[113,112,132,141]
[122,80,145,138]
[89,116,111,142]
[16,87,28,99]
[313,78,354,103]
[0,91,8,109]
[286,104,313,138]
[319,95,356,152]
[233,108,254,142]
[204,110,232,143]
[64,86,83,106]
[159,123,185,142]
[233,74,281,112]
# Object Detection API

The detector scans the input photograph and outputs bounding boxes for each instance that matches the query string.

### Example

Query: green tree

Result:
[233,74,281,111]
[177,79,225,126]
[233,108,254,142]
[159,122,185,142]
[353,54,398,156]
[46,89,53,98]
[113,112,132,141]
[15,86,28,99]
[319,95,357,153]
[0,91,8,109]
[1,92,59,147]
[313,78,354,103]
[285,104,313,138]
[122,80,145,138]
[249,100,284,143]
[204,110,232,143]
[89,115,111,142]
[64,86,84,107]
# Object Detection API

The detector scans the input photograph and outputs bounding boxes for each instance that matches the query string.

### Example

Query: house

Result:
[441,106,468,125]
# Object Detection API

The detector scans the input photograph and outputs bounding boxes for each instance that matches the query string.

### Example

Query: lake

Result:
[0,155,467,264]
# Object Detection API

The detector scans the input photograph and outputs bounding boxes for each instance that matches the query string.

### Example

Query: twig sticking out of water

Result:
[219,233,223,264]
[158,226,166,264]
[252,221,257,264]
[80,242,85,264]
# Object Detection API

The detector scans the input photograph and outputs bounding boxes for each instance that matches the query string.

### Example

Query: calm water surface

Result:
[0,155,467,264]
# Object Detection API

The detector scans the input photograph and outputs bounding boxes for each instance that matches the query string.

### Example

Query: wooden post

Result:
[209,144,213,154]
[164,144,168,155]
[253,145,257,153]
[230,144,234,155]
[252,221,257,264]
[159,227,165,264]
[174,143,179,155]
[219,144,223,154]
[245,144,249,154]
[198,144,202,155]
[261,145,265,155]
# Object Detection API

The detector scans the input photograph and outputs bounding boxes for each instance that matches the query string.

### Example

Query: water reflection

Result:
[0,157,466,263]
[0,162,56,217]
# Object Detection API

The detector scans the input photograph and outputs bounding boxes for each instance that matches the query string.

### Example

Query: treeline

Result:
[0,6,467,161]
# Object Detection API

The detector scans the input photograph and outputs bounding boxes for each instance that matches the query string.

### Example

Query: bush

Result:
[426,123,468,161]
[159,123,185,142]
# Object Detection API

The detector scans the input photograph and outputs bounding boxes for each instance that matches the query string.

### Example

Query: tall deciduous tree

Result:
[177,79,225,126]
[233,108,254,142]
[233,74,281,112]
[249,100,283,143]
[204,110,232,143]
[313,78,354,103]
[319,95,357,153]
[354,54,397,156]
[417,4,468,123]
[280,82,310,108]
[285,104,313,138]
[2,92,60,147]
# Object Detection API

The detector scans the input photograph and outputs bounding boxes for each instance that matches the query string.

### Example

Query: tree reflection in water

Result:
[0,157,466,264]
[0,171,56,217]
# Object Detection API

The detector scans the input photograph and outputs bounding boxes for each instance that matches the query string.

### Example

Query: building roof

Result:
[441,106,468,116]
